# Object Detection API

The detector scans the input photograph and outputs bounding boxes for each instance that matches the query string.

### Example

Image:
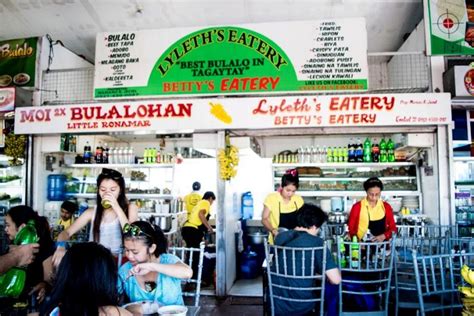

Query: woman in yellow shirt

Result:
[262,169,304,243]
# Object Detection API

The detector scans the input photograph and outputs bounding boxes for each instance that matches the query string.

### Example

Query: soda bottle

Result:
[363,138,372,162]
[355,138,363,162]
[379,138,387,163]
[95,141,103,164]
[339,236,347,268]
[103,143,109,164]
[348,139,355,163]
[326,147,333,163]
[0,220,38,297]
[350,235,360,268]
[83,141,92,163]
[387,138,395,162]
[371,139,380,162]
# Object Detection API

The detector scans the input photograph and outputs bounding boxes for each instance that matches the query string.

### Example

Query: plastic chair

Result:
[264,240,328,316]
[169,242,205,307]
[392,236,446,316]
[337,238,395,316]
[411,250,463,315]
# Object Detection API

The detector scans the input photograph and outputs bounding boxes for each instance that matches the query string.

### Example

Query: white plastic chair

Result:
[264,240,328,316]
[169,242,205,307]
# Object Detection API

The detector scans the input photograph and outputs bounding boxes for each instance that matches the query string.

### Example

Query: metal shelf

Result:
[67,163,174,168]
[284,176,416,182]
[298,191,420,197]
[272,162,415,168]
[66,193,174,199]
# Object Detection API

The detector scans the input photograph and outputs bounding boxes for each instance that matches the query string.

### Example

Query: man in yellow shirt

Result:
[57,200,77,231]
[183,182,202,218]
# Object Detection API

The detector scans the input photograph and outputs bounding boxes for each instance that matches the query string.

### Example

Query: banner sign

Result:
[14,93,451,135]
[0,37,37,87]
[425,0,474,55]
[93,19,368,99]
[0,88,15,113]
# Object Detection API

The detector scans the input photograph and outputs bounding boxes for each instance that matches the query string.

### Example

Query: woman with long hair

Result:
[48,242,131,316]
[120,221,192,306]
[52,168,138,267]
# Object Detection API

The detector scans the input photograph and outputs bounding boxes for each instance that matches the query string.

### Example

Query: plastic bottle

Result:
[129,147,135,164]
[103,143,109,164]
[95,141,103,164]
[379,138,387,163]
[348,139,355,163]
[350,235,360,268]
[0,220,38,297]
[83,141,92,163]
[241,192,254,220]
[150,147,157,164]
[355,138,363,162]
[387,138,395,162]
[339,236,347,268]
[326,147,333,163]
[363,137,372,162]
[371,139,380,163]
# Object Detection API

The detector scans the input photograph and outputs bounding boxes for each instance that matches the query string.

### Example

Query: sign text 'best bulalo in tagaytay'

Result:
[14,93,451,135]
[93,19,368,99]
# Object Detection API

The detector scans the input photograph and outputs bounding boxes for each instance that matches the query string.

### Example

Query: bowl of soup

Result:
[123,300,160,315]
[157,305,188,316]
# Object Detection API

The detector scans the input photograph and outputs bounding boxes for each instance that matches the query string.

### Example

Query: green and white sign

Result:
[425,0,474,55]
[94,19,368,99]
[0,37,38,88]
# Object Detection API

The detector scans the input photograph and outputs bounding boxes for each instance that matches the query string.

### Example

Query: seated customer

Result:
[47,242,131,315]
[57,200,77,230]
[273,203,341,315]
[120,221,192,306]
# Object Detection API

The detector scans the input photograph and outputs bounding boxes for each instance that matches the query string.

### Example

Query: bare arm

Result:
[261,205,277,237]
[198,209,213,233]
[127,202,139,224]
[130,261,193,279]
[326,268,341,285]
[0,243,39,274]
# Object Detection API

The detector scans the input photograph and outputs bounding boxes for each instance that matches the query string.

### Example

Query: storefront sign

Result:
[93,19,368,99]
[0,88,15,113]
[14,93,451,134]
[425,0,474,55]
[0,37,37,87]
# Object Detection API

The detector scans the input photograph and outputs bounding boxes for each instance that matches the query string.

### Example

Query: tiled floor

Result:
[198,296,264,316]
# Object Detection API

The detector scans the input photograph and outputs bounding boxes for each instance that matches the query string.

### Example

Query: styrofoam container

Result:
[158,305,188,316]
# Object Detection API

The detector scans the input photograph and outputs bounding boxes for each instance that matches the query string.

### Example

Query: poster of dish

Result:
[0,37,38,88]
[0,88,15,113]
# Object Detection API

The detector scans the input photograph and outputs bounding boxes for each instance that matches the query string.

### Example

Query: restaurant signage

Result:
[93,19,368,99]
[0,37,37,88]
[14,93,451,134]
[0,88,15,113]
[425,0,474,55]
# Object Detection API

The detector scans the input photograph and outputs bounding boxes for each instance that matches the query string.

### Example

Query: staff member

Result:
[57,200,77,230]
[183,181,202,218]
[348,177,397,242]
[262,169,304,244]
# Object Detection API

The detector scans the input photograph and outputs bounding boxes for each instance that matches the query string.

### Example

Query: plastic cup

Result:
[101,200,112,209]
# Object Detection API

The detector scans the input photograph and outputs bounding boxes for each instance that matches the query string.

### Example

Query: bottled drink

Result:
[298,146,304,163]
[95,141,103,164]
[350,235,360,268]
[326,147,333,163]
[380,138,387,163]
[83,141,92,163]
[150,147,157,164]
[387,138,395,162]
[63,134,70,152]
[343,146,348,162]
[0,220,38,297]
[156,149,162,164]
[103,143,109,164]
[305,146,311,164]
[363,137,372,162]
[128,147,135,164]
[311,146,317,163]
[339,236,347,268]
[348,139,355,163]
[371,139,380,163]
[70,135,77,153]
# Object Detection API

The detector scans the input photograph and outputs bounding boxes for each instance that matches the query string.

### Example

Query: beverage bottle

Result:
[311,146,317,163]
[305,146,311,164]
[387,138,395,162]
[0,220,38,297]
[314,146,320,163]
[371,139,380,162]
[338,147,345,163]
[350,235,360,268]
[95,141,103,164]
[339,236,347,268]
[363,137,372,162]
[326,147,333,163]
[70,136,77,153]
[297,146,304,163]
[156,149,161,164]
[60,134,66,151]
[63,134,70,152]
[129,147,135,164]
[321,146,327,163]
[151,147,157,163]
[348,139,355,163]
[103,143,109,164]
[379,138,387,162]
[83,141,91,163]
[343,146,349,162]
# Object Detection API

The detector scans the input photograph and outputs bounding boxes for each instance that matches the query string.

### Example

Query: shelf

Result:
[272,162,415,168]
[455,181,474,186]
[283,176,416,182]
[453,157,474,162]
[298,191,421,197]
[67,163,174,168]
[66,193,174,199]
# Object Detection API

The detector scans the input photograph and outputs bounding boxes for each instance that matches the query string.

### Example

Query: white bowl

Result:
[157,305,188,316]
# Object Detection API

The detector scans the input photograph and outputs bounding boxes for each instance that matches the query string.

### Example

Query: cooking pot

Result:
[247,232,268,244]
[153,215,172,231]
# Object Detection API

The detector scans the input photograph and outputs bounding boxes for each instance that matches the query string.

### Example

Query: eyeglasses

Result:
[123,223,151,238]
[100,168,123,180]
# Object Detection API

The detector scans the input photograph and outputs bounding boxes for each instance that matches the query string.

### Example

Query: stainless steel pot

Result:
[247,232,268,244]
[154,215,172,231]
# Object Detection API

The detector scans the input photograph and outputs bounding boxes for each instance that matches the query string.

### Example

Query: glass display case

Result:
[0,156,26,220]
[454,157,474,237]
[272,162,420,214]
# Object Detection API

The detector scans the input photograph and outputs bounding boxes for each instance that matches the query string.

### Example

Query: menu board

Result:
[94,19,368,99]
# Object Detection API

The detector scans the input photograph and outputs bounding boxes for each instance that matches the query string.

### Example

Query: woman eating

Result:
[52,168,138,267]
[348,177,397,241]
[120,221,192,306]
[262,169,304,244]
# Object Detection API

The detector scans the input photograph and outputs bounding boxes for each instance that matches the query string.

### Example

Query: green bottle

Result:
[363,138,372,162]
[0,220,38,297]
[326,147,333,163]
[379,138,387,163]
[387,138,395,162]
[339,237,347,268]
[350,235,360,268]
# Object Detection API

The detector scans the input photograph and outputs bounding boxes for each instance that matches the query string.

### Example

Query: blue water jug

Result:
[47,174,66,201]
[240,246,258,279]
[241,192,254,220]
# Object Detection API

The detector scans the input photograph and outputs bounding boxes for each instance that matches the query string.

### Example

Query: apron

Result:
[278,201,299,230]
[368,209,386,237]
